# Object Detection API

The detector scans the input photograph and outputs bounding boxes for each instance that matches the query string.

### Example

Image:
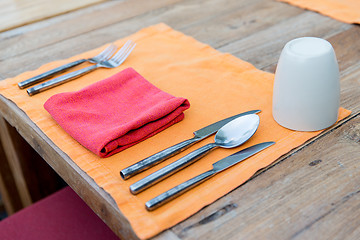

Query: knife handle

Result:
[120,136,203,180]
[130,143,217,195]
[146,169,215,211]
[18,59,87,89]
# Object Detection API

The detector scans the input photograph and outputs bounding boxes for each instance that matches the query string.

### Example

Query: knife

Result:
[120,110,261,180]
[145,141,275,211]
[18,60,86,89]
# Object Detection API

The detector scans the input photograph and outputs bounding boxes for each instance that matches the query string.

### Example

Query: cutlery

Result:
[27,40,136,96]
[146,141,275,211]
[130,114,260,194]
[18,44,117,89]
[120,110,260,180]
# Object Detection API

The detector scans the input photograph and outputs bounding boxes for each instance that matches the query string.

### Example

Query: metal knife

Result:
[120,110,261,180]
[145,141,275,211]
[18,60,86,89]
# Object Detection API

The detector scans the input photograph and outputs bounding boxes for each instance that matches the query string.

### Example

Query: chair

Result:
[0,186,120,240]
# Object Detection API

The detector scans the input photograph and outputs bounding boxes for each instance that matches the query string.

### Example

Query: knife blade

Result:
[145,141,275,211]
[120,110,261,180]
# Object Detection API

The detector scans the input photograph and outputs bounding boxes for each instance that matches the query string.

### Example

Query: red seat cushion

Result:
[0,186,120,240]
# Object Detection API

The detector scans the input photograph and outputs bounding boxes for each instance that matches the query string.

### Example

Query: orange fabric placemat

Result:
[0,23,351,239]
[278,0,360,24]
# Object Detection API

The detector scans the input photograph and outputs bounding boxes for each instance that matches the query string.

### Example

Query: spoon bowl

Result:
[215,114,260,148]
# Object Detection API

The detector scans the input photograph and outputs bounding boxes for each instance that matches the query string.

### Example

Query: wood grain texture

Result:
[0,0,359,239]
[0,117,23,214]
[1,114,66,203]
[0,116,32,208]
[0,115,66,213]
[0,0,183,78]
[0,0,106,32]
[167,114,360,240]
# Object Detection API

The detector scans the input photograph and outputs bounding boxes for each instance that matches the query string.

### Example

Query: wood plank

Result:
[0,0,106,32]
[178,0,304,48]
[0,0,182,65]
[329,26,360,114]
[162,114,360,240]
[329,26,360,75]
[218,10,350,72]
[292,189,360,239]
[153,230,181,240]
[339,66,360,112]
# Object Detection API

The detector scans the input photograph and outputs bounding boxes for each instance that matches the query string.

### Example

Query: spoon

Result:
[130,114,260,195]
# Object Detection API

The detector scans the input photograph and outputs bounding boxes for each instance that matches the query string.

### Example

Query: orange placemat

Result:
[0,24,351,239]
[278,0,360,24]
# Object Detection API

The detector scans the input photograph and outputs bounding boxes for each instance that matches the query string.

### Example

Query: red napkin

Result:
[44,68,190,157]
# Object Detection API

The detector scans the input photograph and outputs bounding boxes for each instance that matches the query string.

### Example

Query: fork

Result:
[18,44,117,89]
[27,40,136,96]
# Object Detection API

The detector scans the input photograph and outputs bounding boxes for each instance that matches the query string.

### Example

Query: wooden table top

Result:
[0,0,359,239]
[0,0,105,32]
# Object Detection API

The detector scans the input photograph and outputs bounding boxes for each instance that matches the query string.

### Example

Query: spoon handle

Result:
[130,143,217,195]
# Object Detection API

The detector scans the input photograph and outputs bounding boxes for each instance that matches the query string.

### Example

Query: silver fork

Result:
[18,44,117,89]
[27,40,136,96]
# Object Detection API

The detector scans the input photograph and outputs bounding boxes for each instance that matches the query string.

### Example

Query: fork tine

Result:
[112,41,135,62]
[114,43,136,66]
[110,40,132,61]
[97,44,117,61]
[27,41,136,95]
[95,44,115,57]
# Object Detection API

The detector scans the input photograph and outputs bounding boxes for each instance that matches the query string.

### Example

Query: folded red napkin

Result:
[44,68,190,157]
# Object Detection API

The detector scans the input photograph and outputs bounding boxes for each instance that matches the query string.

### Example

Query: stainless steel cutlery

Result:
[19,38,272,211]
[130,114,260,195]
[146,141,275,211]
[27,40,135,96]
[120,110,261,180]
[121,111,275,210]
[19,40,135,96]
[18,44,117,89]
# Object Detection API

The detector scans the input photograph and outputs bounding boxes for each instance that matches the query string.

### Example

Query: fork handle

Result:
[18,59,87,89]
[27,65,98,96]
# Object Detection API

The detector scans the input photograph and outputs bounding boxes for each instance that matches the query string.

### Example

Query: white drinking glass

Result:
[272,37,340,131]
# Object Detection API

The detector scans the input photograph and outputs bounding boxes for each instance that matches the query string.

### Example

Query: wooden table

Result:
[0,0,359,239]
